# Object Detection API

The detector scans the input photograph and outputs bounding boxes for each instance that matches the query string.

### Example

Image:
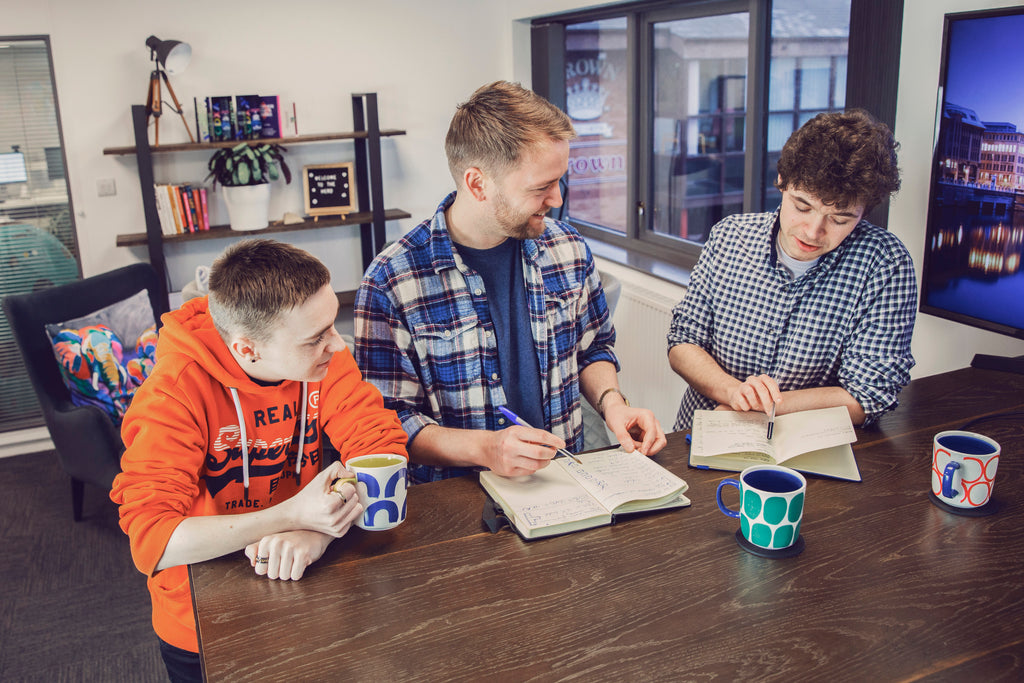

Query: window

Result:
[0,36,80,433]
[534,0,856,268]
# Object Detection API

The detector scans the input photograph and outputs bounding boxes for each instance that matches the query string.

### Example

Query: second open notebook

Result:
[480,448,690,540]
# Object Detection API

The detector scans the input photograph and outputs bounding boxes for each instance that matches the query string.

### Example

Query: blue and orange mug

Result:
[931,431,1000,509]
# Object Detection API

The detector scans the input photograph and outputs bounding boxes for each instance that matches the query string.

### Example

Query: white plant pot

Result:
[222,183,271,231]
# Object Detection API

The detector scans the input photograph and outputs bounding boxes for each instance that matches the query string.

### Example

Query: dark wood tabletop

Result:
[190,366,1024,681]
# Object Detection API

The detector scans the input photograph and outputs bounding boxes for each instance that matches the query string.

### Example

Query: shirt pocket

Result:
[415,317,482,385]
[545,288,581,352]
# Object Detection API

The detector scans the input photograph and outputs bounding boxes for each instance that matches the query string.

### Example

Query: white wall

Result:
[891,0,1024,376]
[5,0,1021,367]
[1,0,520,292]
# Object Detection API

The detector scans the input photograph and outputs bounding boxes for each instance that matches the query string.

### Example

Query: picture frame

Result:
[302,162,356,217]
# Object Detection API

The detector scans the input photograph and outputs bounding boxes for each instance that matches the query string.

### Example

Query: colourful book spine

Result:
[188,188,201,229]
[180,186,195,232]
[199,188,210,230]
[259,95,280,139]
[167,185,183,234]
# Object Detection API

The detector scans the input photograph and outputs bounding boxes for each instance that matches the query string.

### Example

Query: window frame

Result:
[532,0,903,275]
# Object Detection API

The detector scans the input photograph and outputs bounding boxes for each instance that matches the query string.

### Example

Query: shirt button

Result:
[474,288,483,296]
[498,417,506,425]
[491,373,499,380]
[444,330,452,338]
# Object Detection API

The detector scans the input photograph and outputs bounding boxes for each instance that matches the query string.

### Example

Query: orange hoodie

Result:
[110,297,407,652]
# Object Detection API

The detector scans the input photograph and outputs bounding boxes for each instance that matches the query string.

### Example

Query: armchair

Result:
[3,263,166,521]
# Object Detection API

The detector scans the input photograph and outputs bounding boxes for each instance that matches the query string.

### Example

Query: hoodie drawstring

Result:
[228,387,250,501]
[229,382,309,498]
[296,382,308,480]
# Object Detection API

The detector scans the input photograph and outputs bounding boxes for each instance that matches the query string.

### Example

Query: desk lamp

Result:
[144,35,195,145]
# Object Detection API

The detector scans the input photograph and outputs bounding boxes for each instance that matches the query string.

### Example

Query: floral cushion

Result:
[45,290,158,425]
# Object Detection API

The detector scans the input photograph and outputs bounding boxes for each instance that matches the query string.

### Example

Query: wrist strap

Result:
[597,387,629,417]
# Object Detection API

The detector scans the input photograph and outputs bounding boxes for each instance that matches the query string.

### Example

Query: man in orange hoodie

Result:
[110,239,408,682]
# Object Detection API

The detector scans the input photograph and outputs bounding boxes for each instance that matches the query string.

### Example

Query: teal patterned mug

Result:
[716,465,806,550]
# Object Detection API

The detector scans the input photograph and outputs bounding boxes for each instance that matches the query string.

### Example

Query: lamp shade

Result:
[145,35,191,75]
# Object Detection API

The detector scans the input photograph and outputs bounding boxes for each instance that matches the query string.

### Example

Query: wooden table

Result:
[190,366,1024,681]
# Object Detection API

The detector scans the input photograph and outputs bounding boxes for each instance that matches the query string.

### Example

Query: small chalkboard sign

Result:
[303,162,356,217]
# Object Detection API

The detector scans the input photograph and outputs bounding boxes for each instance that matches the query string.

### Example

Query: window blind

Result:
[0,37,80,433]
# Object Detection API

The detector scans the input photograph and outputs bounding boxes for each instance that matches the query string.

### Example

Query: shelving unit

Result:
[105,92,408,312]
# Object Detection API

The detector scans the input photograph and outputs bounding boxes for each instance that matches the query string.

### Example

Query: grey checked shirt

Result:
[668,209,917,430]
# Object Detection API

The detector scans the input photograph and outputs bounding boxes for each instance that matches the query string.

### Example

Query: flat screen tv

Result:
[921,7,1024,373]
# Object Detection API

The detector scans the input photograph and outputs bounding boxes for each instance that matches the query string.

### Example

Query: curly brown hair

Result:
[775,109,900,211]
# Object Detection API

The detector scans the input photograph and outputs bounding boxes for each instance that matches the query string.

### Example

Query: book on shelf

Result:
[689,405,861,482]
[280,100,297,137]
[209,96,234,142]
[479,447,690,540]
[194,97,211,143]
[182,187,197,232]
[259,95,280,138]
[153,185,176,235]
[152,184,211,235]
[198,188,210,230]
[235,95,260,140]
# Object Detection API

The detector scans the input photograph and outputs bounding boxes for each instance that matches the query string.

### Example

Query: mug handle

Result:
[942,461,961,498]
[716,479,741,519]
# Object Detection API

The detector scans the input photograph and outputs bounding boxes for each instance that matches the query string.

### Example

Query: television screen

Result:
[920,7,1024,341]
[0,151,28,185]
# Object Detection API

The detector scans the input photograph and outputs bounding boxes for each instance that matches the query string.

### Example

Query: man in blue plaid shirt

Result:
[356,81,666,483]
[668,109,917,431]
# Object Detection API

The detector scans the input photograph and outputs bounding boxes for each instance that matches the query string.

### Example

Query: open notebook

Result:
[689,405,861,482]
[480,448,690,540]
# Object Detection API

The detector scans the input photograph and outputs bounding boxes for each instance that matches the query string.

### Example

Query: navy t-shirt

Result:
[456,238,544,429]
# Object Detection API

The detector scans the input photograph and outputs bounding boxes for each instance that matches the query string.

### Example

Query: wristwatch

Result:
[597,387,629,417]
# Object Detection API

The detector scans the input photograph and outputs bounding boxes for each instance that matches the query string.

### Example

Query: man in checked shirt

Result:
[668,109,917,431]
[356,81,666,483]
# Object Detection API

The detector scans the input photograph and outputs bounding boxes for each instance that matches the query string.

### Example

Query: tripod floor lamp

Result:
[144,35,195,146]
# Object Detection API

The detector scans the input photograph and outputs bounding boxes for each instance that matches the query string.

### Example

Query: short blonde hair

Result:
[208,239,330,342]
[445,80,575,183]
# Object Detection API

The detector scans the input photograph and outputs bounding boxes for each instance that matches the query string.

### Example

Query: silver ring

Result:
[255,557,269,564]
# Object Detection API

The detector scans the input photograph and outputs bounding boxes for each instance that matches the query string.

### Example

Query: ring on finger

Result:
[332,489,348,504]
[255,556,269,564]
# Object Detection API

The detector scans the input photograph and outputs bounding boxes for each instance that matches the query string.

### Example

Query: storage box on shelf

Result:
[103,93,408,312]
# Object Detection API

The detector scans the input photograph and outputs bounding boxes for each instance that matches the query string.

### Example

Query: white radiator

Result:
[612,283,688,432]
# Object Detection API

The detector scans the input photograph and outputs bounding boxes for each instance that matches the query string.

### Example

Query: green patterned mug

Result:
[716,465,806,550]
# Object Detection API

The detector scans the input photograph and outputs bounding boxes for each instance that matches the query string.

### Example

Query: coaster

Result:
[928,491,1001,517]
[734,529,805,558]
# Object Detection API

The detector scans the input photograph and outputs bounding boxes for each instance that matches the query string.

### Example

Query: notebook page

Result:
[481,464,609,532]
[561,449,687,512]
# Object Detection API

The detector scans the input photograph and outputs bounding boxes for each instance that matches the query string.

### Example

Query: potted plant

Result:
[206,143,292,231]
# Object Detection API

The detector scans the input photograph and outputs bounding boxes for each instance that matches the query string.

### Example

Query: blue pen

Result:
[497,406,582,464]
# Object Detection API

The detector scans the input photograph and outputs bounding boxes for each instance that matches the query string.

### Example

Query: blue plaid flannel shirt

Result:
[355,193,618,482]
[668,209,917,430]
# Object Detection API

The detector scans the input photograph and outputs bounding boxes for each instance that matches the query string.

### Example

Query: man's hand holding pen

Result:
[724,374,782,418]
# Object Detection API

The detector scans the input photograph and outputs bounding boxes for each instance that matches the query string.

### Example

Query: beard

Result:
[494,189,546,240]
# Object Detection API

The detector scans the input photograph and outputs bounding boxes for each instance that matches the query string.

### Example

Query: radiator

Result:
[612,283,688,432]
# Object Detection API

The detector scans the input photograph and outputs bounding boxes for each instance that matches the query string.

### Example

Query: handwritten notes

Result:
[565,449,687,512]
[479,448,690,538]
[691,406,856,465]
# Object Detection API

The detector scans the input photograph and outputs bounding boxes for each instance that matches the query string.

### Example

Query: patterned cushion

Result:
[45,290,158,424]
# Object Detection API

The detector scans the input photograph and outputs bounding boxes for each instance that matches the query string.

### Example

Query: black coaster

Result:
[928,491,1001,517]
[734,529,805,558]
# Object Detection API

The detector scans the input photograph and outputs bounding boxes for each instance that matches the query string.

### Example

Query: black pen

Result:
[497,406,582,464]
[766,400,776,440]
